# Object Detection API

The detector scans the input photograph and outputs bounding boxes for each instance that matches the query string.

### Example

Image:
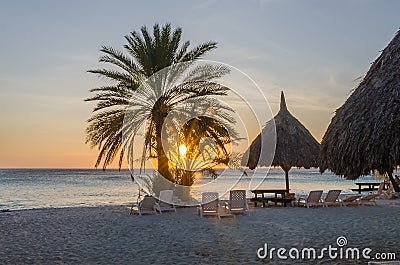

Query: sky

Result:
[0,0,399,168]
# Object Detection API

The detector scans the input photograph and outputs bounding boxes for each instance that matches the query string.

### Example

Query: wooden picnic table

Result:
[250,189,292,207]
[352,182,381,194]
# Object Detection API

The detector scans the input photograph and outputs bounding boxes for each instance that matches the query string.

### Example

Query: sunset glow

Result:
[179,145,187,157]
[0,2,399,168]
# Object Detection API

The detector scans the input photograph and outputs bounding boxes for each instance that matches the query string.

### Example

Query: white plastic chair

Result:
[297,190,323,208]
[226,190,249,215]
[358,194,380,206]
[130,196,157,216]
[340,195,362,206]
[155,190,177,214]
[321,190,342,207]
[198,192,220,219]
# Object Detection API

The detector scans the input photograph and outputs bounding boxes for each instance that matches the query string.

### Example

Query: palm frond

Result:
[87,69,135,85]
[99,46,141,75]
[180,41,217,62]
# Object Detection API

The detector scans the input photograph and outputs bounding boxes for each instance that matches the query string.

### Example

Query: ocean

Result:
[0,168,382,210]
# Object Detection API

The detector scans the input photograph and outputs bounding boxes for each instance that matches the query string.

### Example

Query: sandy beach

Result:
[1,201,399,265]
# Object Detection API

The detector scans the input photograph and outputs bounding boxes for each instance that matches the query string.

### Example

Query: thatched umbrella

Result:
[242,91,320,190]
[320,29,400,192]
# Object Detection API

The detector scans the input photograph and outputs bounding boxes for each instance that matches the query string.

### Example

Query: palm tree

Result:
[85,23,237,184]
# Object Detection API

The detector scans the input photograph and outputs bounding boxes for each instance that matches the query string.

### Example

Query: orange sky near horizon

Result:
[0,97,327,169]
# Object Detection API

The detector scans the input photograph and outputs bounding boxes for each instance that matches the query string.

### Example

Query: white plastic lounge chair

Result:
[375,182,396,199]
[358,193,380,206]
[321,190,342,207]
[226,190,249,215]
[340,195,362,206]
[154,190,177,214]
[130,196,157,216]
[297,190,323,208]
[198,192,220,219]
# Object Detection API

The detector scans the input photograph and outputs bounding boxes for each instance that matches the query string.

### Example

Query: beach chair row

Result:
[297,190,380,208]
[130,188,381,216]
[130,189,250,218]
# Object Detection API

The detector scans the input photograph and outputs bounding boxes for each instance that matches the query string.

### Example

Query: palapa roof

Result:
[242,92,320,170]
[320,29,400,179]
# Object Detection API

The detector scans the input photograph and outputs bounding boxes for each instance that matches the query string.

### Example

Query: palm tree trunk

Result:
[157,145,173,182]
[155,115,174,182]
[182,170,189,186]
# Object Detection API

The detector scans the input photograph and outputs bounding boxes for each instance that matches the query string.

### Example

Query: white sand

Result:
[1,201,399,264]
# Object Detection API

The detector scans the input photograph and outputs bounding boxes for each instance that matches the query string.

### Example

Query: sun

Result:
[179,145,187,156]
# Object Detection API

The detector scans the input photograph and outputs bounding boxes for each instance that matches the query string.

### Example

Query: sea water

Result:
[0,168,382,210]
